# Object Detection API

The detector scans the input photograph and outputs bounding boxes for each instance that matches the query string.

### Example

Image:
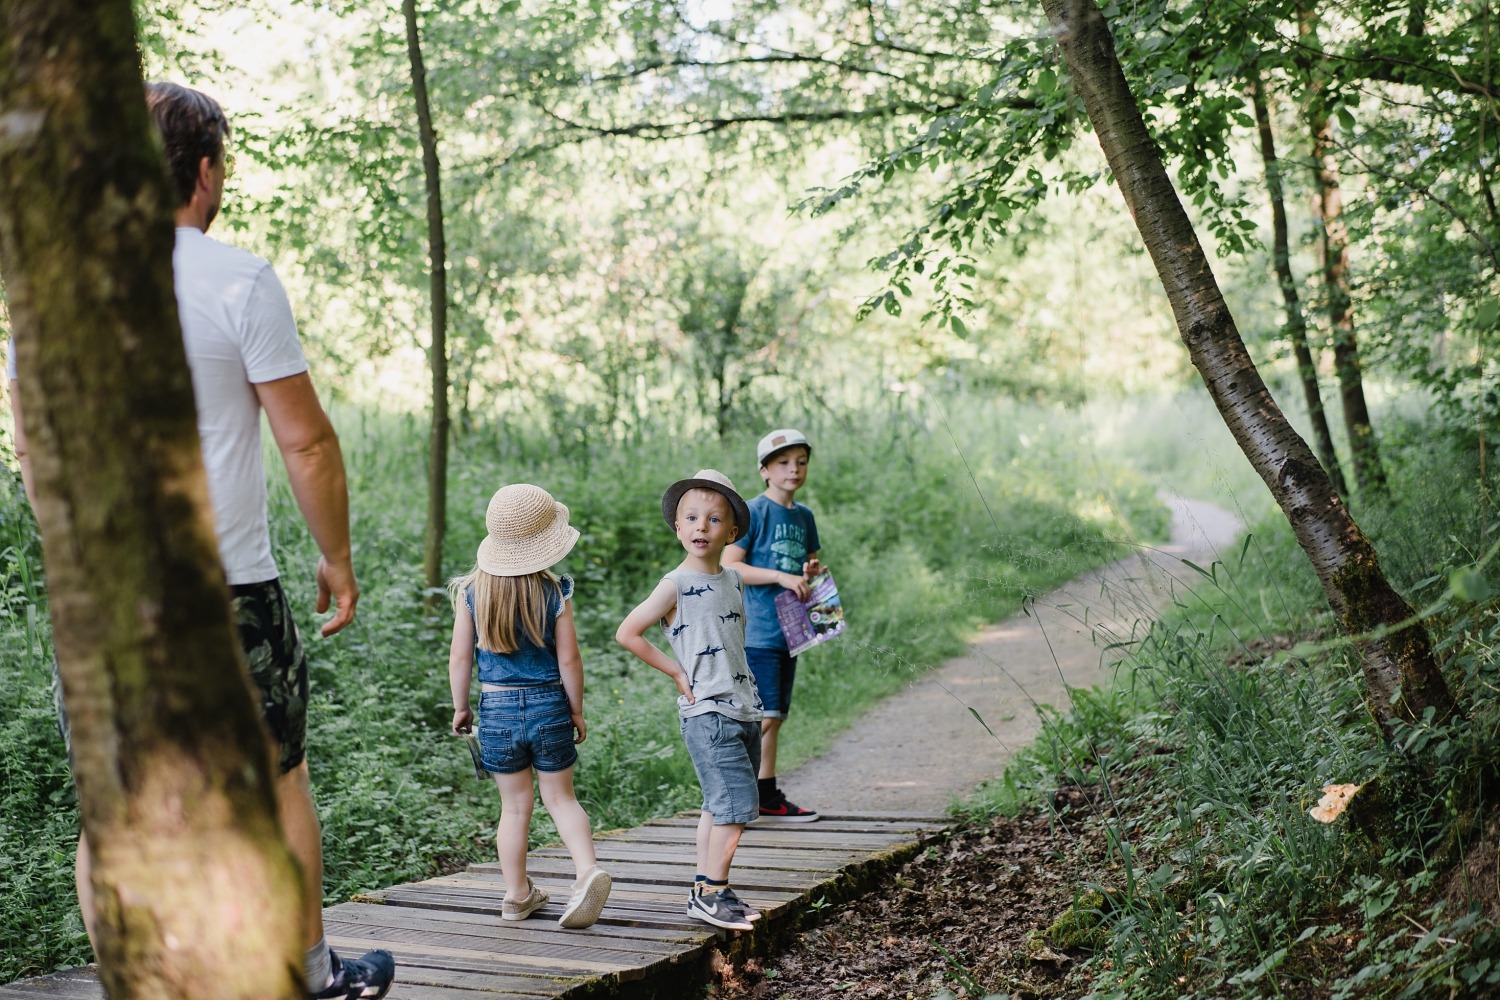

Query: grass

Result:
[967,416,1500,997]
[0,391,1163,981]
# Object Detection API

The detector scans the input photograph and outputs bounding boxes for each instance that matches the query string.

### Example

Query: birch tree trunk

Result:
[0,1,304,996]
[406,0,450,606]
[1248,74,1347,498]
[1038,0,1457,739]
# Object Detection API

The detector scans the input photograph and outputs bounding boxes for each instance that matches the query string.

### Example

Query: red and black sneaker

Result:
[758,788,820,823]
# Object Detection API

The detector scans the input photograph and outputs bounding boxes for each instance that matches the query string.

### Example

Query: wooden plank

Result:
[605,826,922,851]
[326,900,701,950]
[325,918,682,978]
[0,979,104,1000]
[463,858,825,892]
[530,842,869,871]
[639,812,948,829]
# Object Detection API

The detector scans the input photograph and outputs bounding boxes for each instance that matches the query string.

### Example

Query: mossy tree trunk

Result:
[1248,73,1347,498]
[1037,0,1457,739]
[406,0,450,608]
[0,1,304,996]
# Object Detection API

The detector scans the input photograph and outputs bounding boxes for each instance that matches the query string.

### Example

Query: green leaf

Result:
[1451,566,1490,603]
[1336,107,1356,132]
[1036,69,1057,94]
[951,316,969,338]
[1477,299,1500,328]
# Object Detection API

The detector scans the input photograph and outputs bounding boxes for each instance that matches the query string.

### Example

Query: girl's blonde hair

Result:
[449,566,561,653]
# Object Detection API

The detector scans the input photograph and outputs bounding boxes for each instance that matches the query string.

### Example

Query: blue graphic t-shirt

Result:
[737,494,821,650]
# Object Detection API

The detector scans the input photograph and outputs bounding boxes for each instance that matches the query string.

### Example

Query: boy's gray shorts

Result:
[680,712,762,825]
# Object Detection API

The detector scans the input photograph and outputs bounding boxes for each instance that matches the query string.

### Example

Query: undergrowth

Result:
[967,423,1500,997]
[0,393,1163,981]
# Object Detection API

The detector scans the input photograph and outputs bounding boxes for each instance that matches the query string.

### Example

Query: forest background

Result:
[1,0,1498,996]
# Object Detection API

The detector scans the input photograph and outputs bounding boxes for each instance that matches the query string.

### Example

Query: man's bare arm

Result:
[254,372,357,636]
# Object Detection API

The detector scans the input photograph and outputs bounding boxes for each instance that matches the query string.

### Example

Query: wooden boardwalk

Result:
[2,810,947,1000]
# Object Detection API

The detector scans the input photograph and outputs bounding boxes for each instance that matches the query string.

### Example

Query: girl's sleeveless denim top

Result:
[467,574,573,686]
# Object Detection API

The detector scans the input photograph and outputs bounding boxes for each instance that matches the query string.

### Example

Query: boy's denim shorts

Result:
[478,683,577,775]
[745,647,797,719]
[680,712,762,825]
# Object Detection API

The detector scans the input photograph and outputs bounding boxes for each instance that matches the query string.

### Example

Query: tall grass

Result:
[0,392,1164,981]
[970,418,1500,997]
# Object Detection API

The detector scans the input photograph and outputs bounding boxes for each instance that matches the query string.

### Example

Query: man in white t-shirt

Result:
[7,83,393,1000]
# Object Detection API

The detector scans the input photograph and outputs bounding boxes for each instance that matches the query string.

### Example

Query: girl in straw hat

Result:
[448,484,612,928]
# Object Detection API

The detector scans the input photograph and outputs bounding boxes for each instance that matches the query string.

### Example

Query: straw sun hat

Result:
[660,469,752,537]
[476,484,580,576]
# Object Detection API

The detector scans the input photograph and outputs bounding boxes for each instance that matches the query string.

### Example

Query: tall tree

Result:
[0,0,303,997]
[1310,111,1387,496]
[405,0,450,605]
[1248,72,1347,496]
[1037,0,1457,739]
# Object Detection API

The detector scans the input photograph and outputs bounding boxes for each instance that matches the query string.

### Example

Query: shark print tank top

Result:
[661,567,762,722]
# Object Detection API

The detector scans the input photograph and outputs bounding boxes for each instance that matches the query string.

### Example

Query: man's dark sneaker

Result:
[758,788,819,823]
[686,889,754,931]
[720,887,762,922]
[312,949,395,1000]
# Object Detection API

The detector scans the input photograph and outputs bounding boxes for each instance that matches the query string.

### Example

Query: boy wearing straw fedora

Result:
[449,484,613,929]
[616,470,764,931]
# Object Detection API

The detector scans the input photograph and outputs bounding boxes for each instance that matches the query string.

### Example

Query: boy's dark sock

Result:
[757,777,777,798]
[703,877,729,893]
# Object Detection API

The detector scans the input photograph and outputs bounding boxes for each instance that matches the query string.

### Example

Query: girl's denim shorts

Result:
[478,683,577,775]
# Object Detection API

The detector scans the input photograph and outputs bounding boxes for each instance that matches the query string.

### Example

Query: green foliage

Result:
[0,395,1159,979]
[971,428,1500,997]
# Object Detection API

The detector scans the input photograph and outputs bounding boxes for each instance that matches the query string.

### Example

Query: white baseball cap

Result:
[756,428,812,466]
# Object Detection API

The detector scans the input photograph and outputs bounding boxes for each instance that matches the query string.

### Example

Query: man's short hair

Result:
[144,82,229,208]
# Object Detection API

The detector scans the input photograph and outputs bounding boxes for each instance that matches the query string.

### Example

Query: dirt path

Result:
[780,494,1243,815]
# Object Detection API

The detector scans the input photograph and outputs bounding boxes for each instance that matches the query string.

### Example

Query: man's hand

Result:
[316,554,359,636]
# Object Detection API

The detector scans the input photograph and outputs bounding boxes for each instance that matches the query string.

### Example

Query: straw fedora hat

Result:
[660,468,752,539]
[476,484,580,576]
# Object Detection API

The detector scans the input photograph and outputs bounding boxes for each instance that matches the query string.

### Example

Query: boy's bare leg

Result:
[699,818,744,882]
[695,810,712,874]
[758,717,782,779]
[277,761,324,946]
[536,768,598,878]
[494,770,536,899]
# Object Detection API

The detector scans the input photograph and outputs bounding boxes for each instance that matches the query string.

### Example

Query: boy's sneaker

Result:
[502,877,550,921]
[312,949,395,1000]
[720,887,762,922]
[558,866,613,929]
[759,788,819,823]
[686,889,754,931]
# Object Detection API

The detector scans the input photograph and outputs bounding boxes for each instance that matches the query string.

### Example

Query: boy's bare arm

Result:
[724,544,813,600]
[616,578,694,702]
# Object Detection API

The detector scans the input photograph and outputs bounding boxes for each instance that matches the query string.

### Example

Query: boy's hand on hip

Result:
[572,713,587,744]
[674,670,695,703]
[452,706,474,735]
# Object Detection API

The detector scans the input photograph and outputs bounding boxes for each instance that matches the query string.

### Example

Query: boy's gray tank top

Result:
[662,567,762,722]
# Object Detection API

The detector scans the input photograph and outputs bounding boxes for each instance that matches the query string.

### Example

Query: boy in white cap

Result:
[723,429,822,822]
[616,470,764,931]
